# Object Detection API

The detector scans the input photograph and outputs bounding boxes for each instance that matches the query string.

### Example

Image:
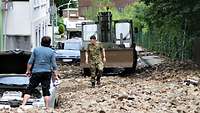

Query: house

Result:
[3,0,51,51]
[63,8,79,18]
[60,7,92,39]
[63,17,93,39]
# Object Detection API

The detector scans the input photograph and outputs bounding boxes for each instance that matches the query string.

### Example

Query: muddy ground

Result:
[55,60,200,113]
[2,59,200,113]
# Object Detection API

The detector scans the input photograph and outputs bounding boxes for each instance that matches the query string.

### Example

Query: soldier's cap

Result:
[90,35,96,40]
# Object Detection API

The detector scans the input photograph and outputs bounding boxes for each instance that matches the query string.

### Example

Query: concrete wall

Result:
[6,2,31,35]
[30,0,50,48]
[0,1,4,50]
[4,0,50,51]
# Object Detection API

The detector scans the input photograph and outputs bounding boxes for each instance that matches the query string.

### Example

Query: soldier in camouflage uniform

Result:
[85,35,106,88]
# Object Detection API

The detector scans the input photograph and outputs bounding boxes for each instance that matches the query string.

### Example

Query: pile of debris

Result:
[2,59,200,113]
[58,64,82,79]
[135,59,200,81]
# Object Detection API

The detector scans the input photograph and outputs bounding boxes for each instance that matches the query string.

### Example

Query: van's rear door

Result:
[0,50,31,74]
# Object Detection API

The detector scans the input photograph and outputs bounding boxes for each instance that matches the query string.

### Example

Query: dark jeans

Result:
[26,72,52,96]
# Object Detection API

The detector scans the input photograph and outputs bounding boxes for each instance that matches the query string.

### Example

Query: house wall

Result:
[4,0,50,51]
[31,0,50,48]
[0,1,4,50]
[6,2,31,35]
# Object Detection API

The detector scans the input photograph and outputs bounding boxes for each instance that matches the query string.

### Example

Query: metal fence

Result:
[136,29,198,61]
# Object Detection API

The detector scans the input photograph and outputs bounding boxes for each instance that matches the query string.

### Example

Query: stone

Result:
[99,110,106,113]
[118,95,128,101]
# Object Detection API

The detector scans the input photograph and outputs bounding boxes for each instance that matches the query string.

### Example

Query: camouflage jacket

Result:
[87,43,103,64]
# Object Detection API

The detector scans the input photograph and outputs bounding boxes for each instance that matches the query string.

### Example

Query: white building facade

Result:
[4,0,51,51]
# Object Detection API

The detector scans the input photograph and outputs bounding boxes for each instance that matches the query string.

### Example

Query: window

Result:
[34,0,36,6]
[6,35,31,51]
[39,27,41,45]
[33,0,40,9]
[35,29,38,46]
[43,26,45,36]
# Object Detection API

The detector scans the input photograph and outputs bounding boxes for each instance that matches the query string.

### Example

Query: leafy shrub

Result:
[58,24,65,35]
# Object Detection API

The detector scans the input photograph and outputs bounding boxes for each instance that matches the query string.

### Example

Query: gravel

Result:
[2,59,200,113]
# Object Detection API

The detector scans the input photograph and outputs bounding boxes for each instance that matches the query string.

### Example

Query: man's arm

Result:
[26,64,32,72]
[26,50,35,76]
[102,48,106,63]
[51,53,58,71]
[26,64,32,76]
[85,50,88,64]
[51,52,59,80]
[85,44,90,64]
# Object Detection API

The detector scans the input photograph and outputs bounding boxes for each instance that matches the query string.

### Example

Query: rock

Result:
[177,109,186,113]
[96,98,106,103]
[120,106,128,111]
[118,95,128,101]
[144,97,151,101]
[99,110,106,113]
[111,94,119,98]
[127,96,135,100]
[3,60,200,113]
[184,79,199,86]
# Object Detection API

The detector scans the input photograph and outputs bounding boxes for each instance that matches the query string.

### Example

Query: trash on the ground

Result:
[184,79,199,86]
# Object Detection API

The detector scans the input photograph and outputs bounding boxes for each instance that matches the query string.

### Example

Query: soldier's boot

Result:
[91,82,95,88]
[91,70,96,88]
[97,70,103,85]
[91,77,95,88]
[97,77,101,85]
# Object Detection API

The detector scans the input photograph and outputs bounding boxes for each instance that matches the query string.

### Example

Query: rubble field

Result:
[2,59,200,113]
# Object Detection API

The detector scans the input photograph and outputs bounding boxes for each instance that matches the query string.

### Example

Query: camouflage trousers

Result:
[90,62,104,83]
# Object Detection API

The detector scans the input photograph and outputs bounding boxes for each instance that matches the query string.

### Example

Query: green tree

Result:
[57,16,64,26]
[123,2,150,31]
[84,0,99,20]
[84,0,200,60]
[84,0,112,20]
[139,0,200,60]
[84,0,149,30]
[58,24,65,35]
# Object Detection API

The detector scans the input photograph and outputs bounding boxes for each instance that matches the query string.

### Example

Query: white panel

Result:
[6,2,31,35]
[82,24,98,41]
[6,36,31,51]
[115,23,130,40]
[115,22,131,47]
